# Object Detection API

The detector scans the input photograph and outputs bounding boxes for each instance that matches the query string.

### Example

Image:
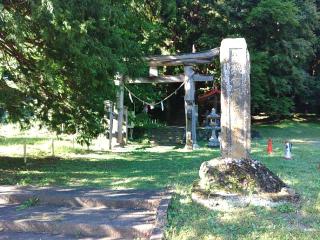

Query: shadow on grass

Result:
[0,137,48,146]
[0,150,218,189]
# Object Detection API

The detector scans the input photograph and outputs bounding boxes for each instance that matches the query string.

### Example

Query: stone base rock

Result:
[193,158,298,209]
[191,186,297,211]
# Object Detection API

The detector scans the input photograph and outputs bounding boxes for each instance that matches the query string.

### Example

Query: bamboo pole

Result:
[23,142,27,164]
[51,139,55,157]
[124,106,128,145]
[72,137,75,150]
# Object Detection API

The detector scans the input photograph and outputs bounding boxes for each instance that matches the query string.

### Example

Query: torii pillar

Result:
[220,38,251,159]
[184,66,198,150]
[115,78,124,146]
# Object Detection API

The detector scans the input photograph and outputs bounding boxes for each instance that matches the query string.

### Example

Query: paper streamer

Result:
[161,101,164,111]
[143,104,148,113]
[128,92,133,103]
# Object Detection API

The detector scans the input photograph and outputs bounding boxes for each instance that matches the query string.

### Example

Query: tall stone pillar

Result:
[184,66,197,150]
[196,39,289,202]
[220,38,251,159]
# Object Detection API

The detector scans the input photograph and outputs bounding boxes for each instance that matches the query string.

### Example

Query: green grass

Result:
[0,137,48,146]
[166,120,320,240]
[0,149,216,188]
[0,120,320,239]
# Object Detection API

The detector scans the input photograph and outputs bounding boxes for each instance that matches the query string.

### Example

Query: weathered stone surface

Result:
[193,38,298,210]
[199,158,288,193]
[194,159,299,210]
[0,232,72,240]
[0,186,172,239]
[220,38,251,159]
[191,185,298,211]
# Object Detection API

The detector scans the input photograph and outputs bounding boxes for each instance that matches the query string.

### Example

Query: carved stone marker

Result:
[220,38,251,159]
[194,38,297,208]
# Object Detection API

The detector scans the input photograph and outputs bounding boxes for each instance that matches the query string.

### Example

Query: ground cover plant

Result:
[0,119,319,239]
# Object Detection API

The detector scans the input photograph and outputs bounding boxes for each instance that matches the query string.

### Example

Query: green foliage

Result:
[0,0,151,144]
[245,0,318,115]
[133,112,165,128]
[276,203,296,213]
[0,0,319,141]
[16,196,39,211]
[147,0,319,116]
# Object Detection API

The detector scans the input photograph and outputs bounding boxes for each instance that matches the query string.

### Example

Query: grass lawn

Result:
[0,120,319,239]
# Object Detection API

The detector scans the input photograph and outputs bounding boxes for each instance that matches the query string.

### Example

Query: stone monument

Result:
[220,38,251,159]
[193,39,297,208]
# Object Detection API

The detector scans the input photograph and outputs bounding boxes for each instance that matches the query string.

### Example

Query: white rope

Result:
[123,79,187,107]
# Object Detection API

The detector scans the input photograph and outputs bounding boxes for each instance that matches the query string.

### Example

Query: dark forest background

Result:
[1,0,319,141]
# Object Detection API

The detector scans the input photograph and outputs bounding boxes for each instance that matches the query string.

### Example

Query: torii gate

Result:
[115,38,251,158]
[115,48,218,149]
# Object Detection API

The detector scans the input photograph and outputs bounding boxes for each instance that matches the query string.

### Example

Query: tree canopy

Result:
[1,0,319,142]
[0,0,153,143]
[148,0,319,116]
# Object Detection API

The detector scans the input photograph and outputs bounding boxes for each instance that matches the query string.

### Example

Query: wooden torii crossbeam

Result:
[125,74,214,84]
[146,48,220,67]
[115,48,220,149]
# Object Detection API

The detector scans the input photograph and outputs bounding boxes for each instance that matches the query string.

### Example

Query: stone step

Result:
[0,232,74,240]
[0,186,172,239]
[0,186,164,210]
[0,204,155,239]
